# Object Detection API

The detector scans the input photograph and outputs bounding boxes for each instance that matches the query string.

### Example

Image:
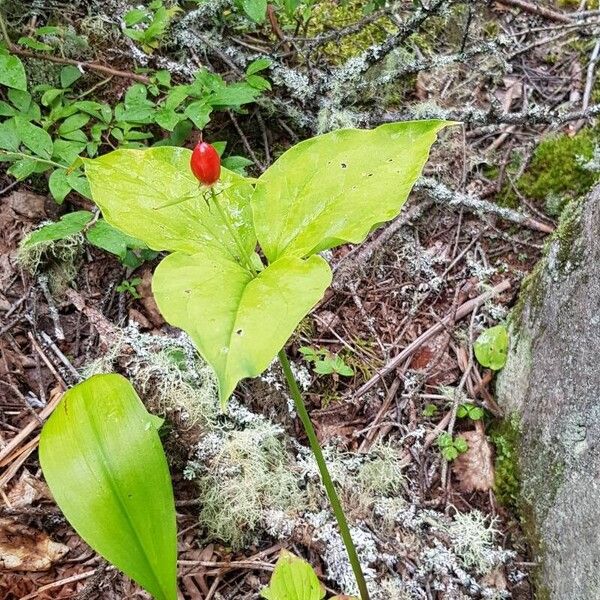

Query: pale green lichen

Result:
[83,325,218,426]
[17,232,84,292]
[191,417,304,549]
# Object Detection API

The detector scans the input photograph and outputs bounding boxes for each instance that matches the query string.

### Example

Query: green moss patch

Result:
[489,415,522,507]
[304,0,395,64]
[505,129,600,216]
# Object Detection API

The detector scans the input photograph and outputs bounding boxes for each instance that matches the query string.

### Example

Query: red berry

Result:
[190,141,221,186]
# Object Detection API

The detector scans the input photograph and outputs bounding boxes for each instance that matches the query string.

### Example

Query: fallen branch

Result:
[353,279,511,399]
[494,0,573,23]
[6,47,150,83]
[416,177,555,234]
[378,102,600,130]
[332,0,447,81]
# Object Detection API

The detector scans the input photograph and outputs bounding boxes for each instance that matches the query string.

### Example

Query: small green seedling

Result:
[474,324,508,371]
[123,0,181,54]
[438,432,469,462]
[456,402,484,421]
[300,346,355,377]
[423,403,438,417]
[117,277,143,299]
[261,550,324,600]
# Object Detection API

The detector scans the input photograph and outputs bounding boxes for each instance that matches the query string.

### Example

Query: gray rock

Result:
[497,188,600,599]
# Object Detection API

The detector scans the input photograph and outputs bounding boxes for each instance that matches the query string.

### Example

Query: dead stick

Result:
[8,48,150,83]
[494,0,573,23]
[0,390,62,464]
[353,280,511,399]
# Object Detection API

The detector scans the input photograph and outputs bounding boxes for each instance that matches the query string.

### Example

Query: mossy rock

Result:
[497,184,600,598]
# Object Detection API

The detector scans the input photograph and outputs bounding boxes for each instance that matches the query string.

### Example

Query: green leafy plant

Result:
[42,119,449,599]
[235,0,315,23]
[300,346,355,377]
[0,50,267,204]
[261,549,359,600]
[123,1,182,53]
[438,432,469,461]
[474,324,508,371]
[39,374,177,600]
[423,403,438,417]
[456,402,484,421]
[117,277,143,299]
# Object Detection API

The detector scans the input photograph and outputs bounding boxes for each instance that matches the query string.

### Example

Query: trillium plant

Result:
[40,119,449,600]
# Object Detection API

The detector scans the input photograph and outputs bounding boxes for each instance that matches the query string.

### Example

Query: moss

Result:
[553,198,584,274]
[501,130,599,216]
[195,424,304,549]
[489,415,522,507]
[17,233,84,293]
[509,260,545,330]
[304,0,396,65]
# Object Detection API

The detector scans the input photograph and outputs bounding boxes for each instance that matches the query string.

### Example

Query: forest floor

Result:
[1,1,599,599]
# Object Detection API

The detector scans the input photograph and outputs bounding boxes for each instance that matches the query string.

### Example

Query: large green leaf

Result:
[260,550,325,600]
[14,116,53,159]
[83,146,256,261]
[252,120,450,262]
[153,251,331,405]
[0,54,27,90]
[39,374,177,600]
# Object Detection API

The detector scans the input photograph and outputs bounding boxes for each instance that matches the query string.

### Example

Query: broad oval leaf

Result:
[14,116,53,159]
[260,550,325,600]
[0,54,27,90]
[474,324,508,371]
[252,120,450,262]
[83,146,256,261]
[39,374,177,600]
[153,251,332,406]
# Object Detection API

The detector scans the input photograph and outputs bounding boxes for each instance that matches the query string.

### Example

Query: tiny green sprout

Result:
[299,346,355,377]
[457,402,484,421]
[438,432,469,461]
[116,277,142,299]
[423,403,438,417]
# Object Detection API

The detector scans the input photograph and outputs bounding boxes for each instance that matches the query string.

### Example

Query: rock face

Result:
[497,189,600,599]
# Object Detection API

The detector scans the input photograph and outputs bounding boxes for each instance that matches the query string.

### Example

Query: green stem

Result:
[0,150,64,169]
[210,187,256,274]
[278,350,371,600]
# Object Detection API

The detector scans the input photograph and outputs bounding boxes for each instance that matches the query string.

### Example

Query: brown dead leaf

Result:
[6,470,50,508]
[409,333,458,386]
[481,566,508,590]
[453,428,495,492]
[0,518,69,571]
